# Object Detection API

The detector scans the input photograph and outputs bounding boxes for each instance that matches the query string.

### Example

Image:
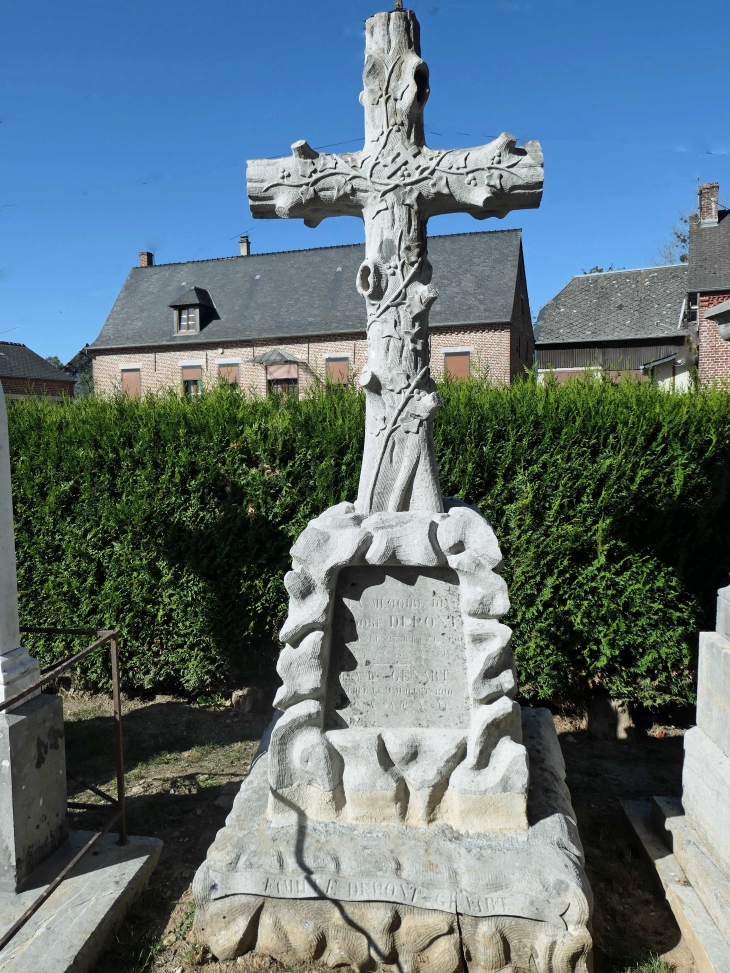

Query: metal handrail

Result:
[0,627,125,953]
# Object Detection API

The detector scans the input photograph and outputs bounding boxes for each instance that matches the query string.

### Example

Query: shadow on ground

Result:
[555,718,693,972]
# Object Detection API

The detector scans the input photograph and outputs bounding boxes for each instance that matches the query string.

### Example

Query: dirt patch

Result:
[57,694,696,972]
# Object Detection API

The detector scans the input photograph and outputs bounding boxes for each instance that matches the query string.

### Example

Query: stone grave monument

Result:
[194,6,593,970]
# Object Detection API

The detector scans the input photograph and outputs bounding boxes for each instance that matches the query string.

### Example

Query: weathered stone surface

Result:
[0,830,162,973]
[328,566,469,729]
[623,798,730,973]
[696,630,730,760]
[0,694,67,892]
[193,9,591,971]
[193,708,591,968]
[247,9,542,516]
[654,796,730,945]
[268,506,525,832]
[683,725,730,879]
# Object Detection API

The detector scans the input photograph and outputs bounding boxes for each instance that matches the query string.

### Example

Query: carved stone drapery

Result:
[247,10,543,514]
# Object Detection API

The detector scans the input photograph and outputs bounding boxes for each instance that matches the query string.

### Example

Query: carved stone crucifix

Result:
[248,5,543,514]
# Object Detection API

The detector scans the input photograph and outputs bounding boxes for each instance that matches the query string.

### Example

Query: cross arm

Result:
[417,132,543,221]
[247,140,366,228]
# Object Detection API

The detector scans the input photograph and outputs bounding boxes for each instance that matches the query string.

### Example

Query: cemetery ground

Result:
[58,691,695,973]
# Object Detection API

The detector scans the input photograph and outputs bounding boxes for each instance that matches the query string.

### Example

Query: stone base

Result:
[193,708,593,971]
[0,695,68,891]
[0,829,162,973]
[622,798,730,973]
[683,724,730,878]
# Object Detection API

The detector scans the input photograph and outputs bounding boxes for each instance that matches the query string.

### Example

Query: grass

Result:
[622,960,677,973]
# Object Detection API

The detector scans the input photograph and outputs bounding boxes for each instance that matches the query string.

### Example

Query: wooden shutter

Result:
[181,366,202,382]
[121,369,141,397]
[327,358,349,384]
[445,352,470,380]
[219,364,238,384]
[266,363,298,380]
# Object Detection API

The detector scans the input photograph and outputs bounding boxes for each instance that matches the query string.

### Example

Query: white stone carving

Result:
[193,709,592,971]
[268,501,525,832]
[247,9,542,515]
[194,6,591,969]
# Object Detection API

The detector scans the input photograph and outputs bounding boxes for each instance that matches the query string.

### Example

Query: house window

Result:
[326,357,349,384]
[181,365,202,399]
[445,351,470,380]
[219,364,238,385]
[177,307,198,333]
[121,369,141,397]
[266,363,298,398]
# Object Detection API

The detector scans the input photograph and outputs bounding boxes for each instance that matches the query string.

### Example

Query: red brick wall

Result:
[92,323,519,395]
[698,291,730,384]
[0,377,74,398]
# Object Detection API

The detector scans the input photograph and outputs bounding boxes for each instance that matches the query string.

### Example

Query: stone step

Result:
[652,796,730,947]
[622,799,730,973]
[0,829,162,973]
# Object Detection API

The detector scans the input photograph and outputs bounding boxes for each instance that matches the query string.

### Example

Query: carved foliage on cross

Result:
[246,8,543,512]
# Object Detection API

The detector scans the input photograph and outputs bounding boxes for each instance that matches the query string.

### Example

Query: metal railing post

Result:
[109,634,127,846]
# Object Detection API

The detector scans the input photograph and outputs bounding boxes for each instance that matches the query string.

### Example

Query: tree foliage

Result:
[10,376,730,707]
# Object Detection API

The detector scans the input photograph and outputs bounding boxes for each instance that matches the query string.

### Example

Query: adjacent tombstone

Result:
[0,391,67,891]
[194,6,593,970]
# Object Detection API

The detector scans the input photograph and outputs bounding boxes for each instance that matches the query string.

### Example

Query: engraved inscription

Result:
[327,567,469,728]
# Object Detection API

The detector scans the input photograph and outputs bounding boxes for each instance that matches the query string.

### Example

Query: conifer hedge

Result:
[10,376,730,707]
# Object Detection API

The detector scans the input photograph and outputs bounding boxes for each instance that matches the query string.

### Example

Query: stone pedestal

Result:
[194,503,593,971]
[0,695,67,892]
[194,707,592,971]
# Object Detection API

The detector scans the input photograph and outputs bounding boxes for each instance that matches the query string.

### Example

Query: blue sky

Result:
[2,0,730,363]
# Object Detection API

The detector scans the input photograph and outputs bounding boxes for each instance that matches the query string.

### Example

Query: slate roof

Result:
[168,286,215,309]
[688,210,730,292]
[250,348,303,364]
[535,265,689,345]
[0,342,75,383]
[90,230,523,351]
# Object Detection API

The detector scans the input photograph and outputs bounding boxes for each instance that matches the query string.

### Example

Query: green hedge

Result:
[10,376,730,707]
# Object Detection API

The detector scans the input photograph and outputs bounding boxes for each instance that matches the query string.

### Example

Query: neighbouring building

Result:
[64,346,93,398]
[0,342,75,399]
[534,264,691,388]
[688,182,730,384]
[535,181,730,388]
[88,229,534,397]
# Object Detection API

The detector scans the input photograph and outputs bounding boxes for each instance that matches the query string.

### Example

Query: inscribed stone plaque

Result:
[327,567,469,729]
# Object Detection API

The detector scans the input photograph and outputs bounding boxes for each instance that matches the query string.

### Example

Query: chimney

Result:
[698,183,719,226]
[239,235,251,257]
[139,251,154,267]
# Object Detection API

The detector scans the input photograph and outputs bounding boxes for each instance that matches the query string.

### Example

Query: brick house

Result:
[0,342,75,399]
[535,182,730,388]
[88,229,534,397]
[534,264,691,387]
[688,182,730,384]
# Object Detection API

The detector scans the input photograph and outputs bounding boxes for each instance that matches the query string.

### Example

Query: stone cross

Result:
[247,6,543,514]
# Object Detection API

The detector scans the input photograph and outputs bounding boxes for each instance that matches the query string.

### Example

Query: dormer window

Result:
[177,307,198,333]
[168,286,216,336]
